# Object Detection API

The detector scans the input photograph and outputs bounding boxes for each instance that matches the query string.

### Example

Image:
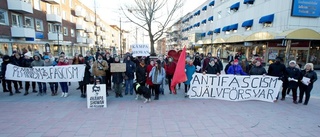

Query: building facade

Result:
[0,0,121,57]
[174,0,320,68]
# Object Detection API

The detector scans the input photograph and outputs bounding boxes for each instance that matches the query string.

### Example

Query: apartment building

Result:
[0,0,121,57]
[169,0,320,68]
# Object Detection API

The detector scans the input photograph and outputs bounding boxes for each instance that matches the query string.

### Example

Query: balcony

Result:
[75,9,86,17]
[96,30,102,36]
[48,32,63,41]
[76,23,86,30]
[76,37,86,43]
[101,35,106,40]
[85,15,94,22]
[46,14,62,23]
[101,26,106,32]
[11,26,35,38]
[7,0,33,14]
[86,38,94,44]
[41,0,60,4]
[85,27,94,33]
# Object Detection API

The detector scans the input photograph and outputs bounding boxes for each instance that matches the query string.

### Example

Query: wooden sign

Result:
[110,63,126,72]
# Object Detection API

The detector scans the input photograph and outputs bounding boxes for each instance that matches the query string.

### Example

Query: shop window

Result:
[35,19,43,31]
[0,9,8,25]
[11,13,23,27]
[263,23,272,27]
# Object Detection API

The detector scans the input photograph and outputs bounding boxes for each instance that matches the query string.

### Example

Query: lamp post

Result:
[54,23,61,55]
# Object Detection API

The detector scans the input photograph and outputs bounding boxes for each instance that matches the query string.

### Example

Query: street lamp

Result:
[54,23,61,55]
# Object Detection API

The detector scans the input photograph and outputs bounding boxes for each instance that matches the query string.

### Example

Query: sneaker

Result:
[32,90,37,93]
[19,87,23,90]
[293,101,298,104]
[9,92,13,96]
[24,92,29,96]
[280,98,285,101]
[64,93,68,97]
[298,100,302,103]
[61,92,65,97]
[15,90,21,94]
[119,94,123,98]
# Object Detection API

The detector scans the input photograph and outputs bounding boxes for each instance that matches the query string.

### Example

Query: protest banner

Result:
[5,64,85,82]
[110,63,126,72]
[187,73,282,103]
[131,44,150,57]
[87,84,107,108]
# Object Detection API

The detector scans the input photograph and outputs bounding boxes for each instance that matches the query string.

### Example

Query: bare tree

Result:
[121,0,184,55]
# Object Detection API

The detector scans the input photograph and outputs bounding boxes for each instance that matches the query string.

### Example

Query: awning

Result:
[209,0,215,6]
[214,28,220,33]
[229,23,238,30]
[208,16,214,21]
[276,28,320,40]
[222,26,230,31]
[193,23,200,28]
[189,15,193,19]
[201,19,207,24]
[259,14,274,23]
[213,37,225,43]
[230,2,240,10]
[201,33,206,37]
[207,31,213,35]
[202,6,207,11]
[245,32,276,41]
[194,10,201,16]
[241,19,253,27]
[189,26,193,29]
[243,0,255,4]
[226,35,244,43]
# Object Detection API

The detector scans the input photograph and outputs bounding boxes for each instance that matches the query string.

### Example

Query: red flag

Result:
[170,46,187,94]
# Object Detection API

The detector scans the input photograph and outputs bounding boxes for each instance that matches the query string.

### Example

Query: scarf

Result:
[153,68,159,84]
[140,63,145,67]
[209,62,214,67]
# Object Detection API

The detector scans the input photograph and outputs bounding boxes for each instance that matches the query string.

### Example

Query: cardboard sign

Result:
[110,63,126,72]
[187,73,283,103]
[87,84,107,108]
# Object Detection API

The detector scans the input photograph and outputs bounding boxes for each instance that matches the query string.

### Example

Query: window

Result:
[263,23,272,27]
[62,0,66,4]
[218,11,222,19]
[35,19,43,31]
[34,0,41,10]
[0,9,9,25]
[63,27,68,36]
[48,23,61,33]
[70,15,73,23]
[11,13,23,27]
[24,17,34,28]
[46,4,51,14]
[69,0,73,8]
[71,29,75,37]
[62,11,66,20]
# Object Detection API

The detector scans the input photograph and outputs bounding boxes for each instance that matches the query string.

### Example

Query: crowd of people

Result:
[0,50,318,105]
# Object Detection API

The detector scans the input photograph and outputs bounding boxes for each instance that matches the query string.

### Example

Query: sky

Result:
[80,0,207,31]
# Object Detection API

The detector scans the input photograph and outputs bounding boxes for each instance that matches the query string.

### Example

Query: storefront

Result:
[0,43,9,55]
[309,41,320,69]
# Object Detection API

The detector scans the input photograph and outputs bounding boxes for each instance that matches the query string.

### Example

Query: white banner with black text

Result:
[5,64,86,82]
[187,73,282,103]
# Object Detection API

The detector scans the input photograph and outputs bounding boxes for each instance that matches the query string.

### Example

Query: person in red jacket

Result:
[146,60,155,96]
[165,57,176,94]
[202,52,212,72]
[57,56,69,97]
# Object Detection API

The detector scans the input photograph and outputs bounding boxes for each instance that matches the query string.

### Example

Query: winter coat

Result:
[193,56,201,68]
[224,63,232,74]
[227,65,247,75]
[146,64,154,86]
[285,67,300,88]
[268,62,286,78]
[11,57,23,66]
[149,67,166,84]
[125,60,136,80]
[300,70,317,87]
[112,61,124,84]
[92,60,108,77]
[78,60,91,85]
[31,54,44,67]
[202,57,211,72]
[44,60,53,66]
[105,57,114,74]
[249,65,267,75]
[205,64,220,74]
[57,61,68,66]
[185,64,196,85]
[1,61,9,79]
[21,58,33,67]
[136,63,147,83]
[165,62,176,76]
[216,60,223,71]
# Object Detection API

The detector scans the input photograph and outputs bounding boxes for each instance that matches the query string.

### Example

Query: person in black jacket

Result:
[268,57,287,101]
[105,52,114,90]
[203,58,220,75]
[78,54,91,98]
[1,55,14,96]
[113,56,125,98]
[224,60,233,74]
[298,63,317,105]
[136,59,147,86]
[11,53,22,93]
[281,60,300,104]
[214,57,223,72]
[249,59,266,75]
[193,52,201,72]
[21,52,37,95]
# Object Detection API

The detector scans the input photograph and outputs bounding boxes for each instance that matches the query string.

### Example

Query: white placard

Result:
[5,64,85,82]
[302,77,310,86]
[131,44,150,57]
[187,73,283,103]
[87,84,107,108]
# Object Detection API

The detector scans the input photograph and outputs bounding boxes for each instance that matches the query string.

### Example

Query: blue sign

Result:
[291,0,320,17]
[35,32,44,39]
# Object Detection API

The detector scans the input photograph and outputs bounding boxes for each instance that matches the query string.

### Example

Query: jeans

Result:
[125,79,133,94]
[59,82,68,93]
[49,82,58,92]
[159,79,165,94]
[37,82,46,93]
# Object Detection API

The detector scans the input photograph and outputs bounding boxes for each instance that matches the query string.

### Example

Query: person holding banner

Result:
[281,60,300,104]
[11,52,23,93]
[184,58,196,98]
[249,59,267,75]
[57,56,69,97]
[1,55,14,96]
[149,60,166,100]
[31,53,45,96]
[44,55,59,96]
[21,52,37,95]
[298,63,317,105]
[93,54,109,96]
[227,59,247,75]
[203,58,220,75]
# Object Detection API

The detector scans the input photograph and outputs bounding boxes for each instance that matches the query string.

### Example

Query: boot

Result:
[9,92,13,96]
[15,90,21,94]
[119,94,123,98]
[54,90,58,96]
[154,95,159,100]
[32,89,37,93]
[115,93,119,98]
[24,91,29,96]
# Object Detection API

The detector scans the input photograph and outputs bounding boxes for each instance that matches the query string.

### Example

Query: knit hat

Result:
[289,60,296,64]
[234,59,239,63]
[210,58,215,62]
[44,55,50,60]
[24,52,32,57]
[60,52,65,55]
[3,55,10,60]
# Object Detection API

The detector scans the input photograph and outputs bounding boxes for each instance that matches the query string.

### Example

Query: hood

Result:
[44,60,53,66]
[33,53,41,61]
